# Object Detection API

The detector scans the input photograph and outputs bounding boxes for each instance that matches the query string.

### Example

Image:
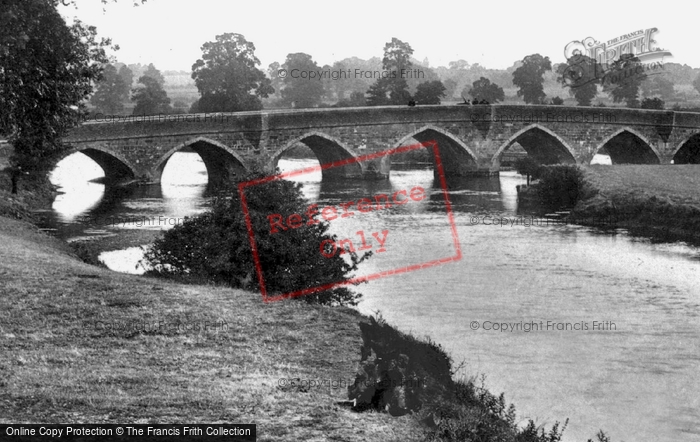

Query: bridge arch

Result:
[493,124,577,168]
[393,125,478,177]
[593,128,660,164]
[672,133,700,164]
[271,131,362,179]
[154,137,248,186]
[52,146,137,183]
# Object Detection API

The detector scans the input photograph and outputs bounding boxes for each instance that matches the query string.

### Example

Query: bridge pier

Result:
[358,155,391,180]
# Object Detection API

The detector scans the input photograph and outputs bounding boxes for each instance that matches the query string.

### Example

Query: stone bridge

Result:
[58,105,700,184]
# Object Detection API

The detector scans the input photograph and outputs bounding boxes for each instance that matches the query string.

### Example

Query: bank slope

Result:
[0,216,423,441]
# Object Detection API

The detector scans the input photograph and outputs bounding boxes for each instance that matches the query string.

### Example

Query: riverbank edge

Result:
[1,176,594,441]
[0,212,430,440]
[0,188,558,441]
[519,165,700,247]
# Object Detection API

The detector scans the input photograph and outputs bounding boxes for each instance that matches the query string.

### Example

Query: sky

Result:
[58,0,695,73]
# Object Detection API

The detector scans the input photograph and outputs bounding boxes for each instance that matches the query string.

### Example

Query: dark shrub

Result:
[142,172,370,306]
[536,165,593,209]
[349,315,453,415]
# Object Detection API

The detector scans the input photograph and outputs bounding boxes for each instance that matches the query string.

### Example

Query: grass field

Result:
[572,164,700,245]
[584,164,700,206]
[0,215,425,441]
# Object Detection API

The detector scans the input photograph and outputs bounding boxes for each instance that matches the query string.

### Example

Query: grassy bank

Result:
[0,178,587,441]
[572,165,700,245]
[0,215,427,441]
[1,214,574,441]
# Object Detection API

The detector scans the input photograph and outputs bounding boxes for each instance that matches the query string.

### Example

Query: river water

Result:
[43,152,700,442]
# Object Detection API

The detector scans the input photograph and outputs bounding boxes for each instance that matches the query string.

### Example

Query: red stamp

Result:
[238,141,461,303]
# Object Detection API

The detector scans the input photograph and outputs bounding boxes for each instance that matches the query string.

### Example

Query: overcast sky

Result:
[58,0,694,72]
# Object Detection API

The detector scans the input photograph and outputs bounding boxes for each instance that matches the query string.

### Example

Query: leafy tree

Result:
[90,64,129,115]
[556,54,600,106]
[512,54,552,104]
[267,61,283,100]
[467,77,505,103]
[366,81,391,106]
[0,0,112,172]
[328,57,380,102]
[367,38,414,105]
[142,63,165,87]
[413,80,446,104]
[641,97,664,109]
[191,33,273,112]
[602,54,646,108]
[551,96,564,105]
[117,64,134,90]
[132,75,171,115]
[280,53,325,108]
[641,75,675,101]
[142,173,370,306]
[442,78,458,100]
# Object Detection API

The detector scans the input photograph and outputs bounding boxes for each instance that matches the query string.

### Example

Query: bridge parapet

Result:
[55,105,700,184]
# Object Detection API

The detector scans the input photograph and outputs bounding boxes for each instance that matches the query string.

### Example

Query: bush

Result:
[142,171,370,306]
[536,165,593,209]
[349,314,454,415]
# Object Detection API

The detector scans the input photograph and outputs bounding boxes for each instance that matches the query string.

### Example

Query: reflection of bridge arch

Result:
[493,124,577,167]
[594,128,660,164]
[271,131,362,179]
[394,125,478,177]
[154,137,248,185]
[672,133,700,164]
[52,146,136,183]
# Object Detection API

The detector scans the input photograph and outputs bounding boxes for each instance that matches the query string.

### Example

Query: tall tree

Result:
[556,55,600,106]
[512,54,552,104]
[280,53,325,108]
[467,77,505,103]
[413,80,446,104]
[191,33,273,112]
[267,61,283,101]
[90,64,128,115]
[132,75,171,115]
[142,63,164,87]
[117,64,134,91]
[0,0,111,172]
[602,54,646,108]
[366,38,414,106]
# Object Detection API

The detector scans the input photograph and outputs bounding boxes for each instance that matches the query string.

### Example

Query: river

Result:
[41,152,700,442]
